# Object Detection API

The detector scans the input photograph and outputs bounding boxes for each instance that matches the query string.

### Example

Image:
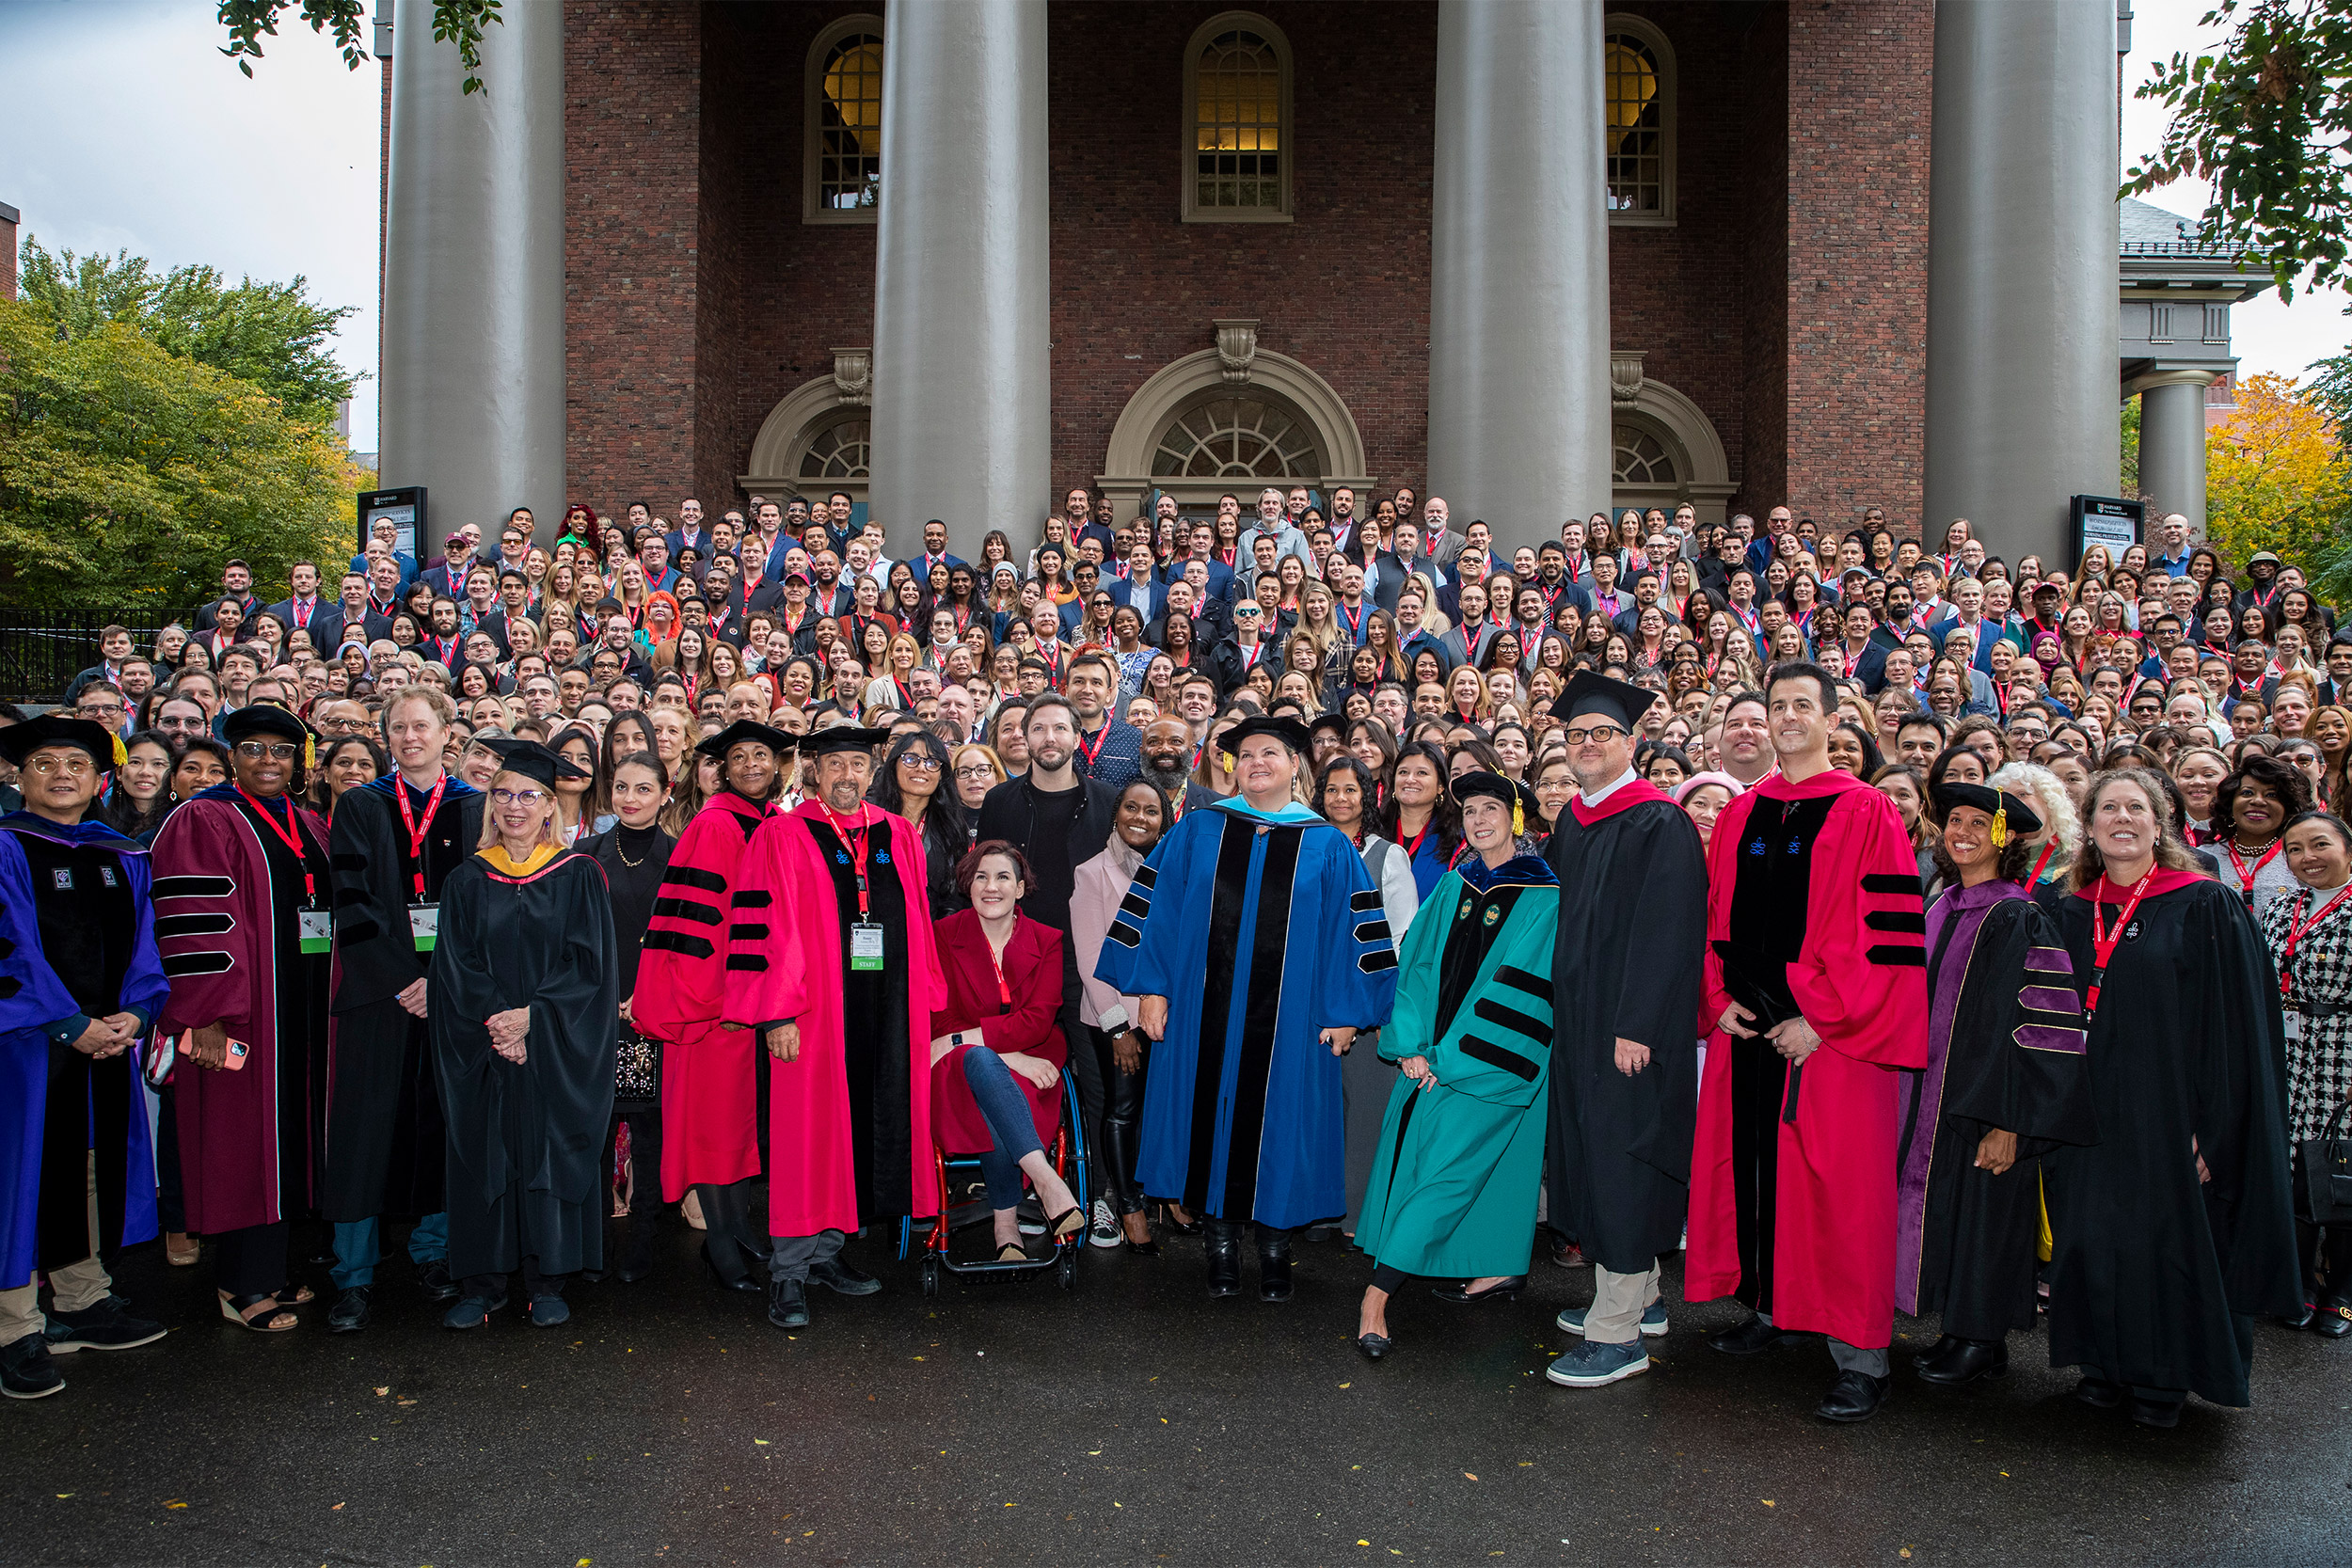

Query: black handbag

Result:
[2304,1100,2352,1226]
[614,1023,661,1103]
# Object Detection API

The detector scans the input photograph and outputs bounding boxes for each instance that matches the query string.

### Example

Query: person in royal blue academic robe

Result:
[1096,715,1398,1303]
[0,717,173,1401]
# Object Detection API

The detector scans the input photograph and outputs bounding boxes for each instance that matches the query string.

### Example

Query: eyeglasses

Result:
[155,714,202,730]
[954,765,997,781]
[1560,725,1627,745]
[233,741,300,761]
[316,716,372,734]
[490,787,548,806]
[75,702,124,719]
[897,754,942,771]
[23,755,95,778]
[1233,607,1263,618]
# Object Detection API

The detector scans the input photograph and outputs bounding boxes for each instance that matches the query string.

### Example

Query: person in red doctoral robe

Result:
[629,721,787,1295]
[1687,663,1929,1424]
[723,726,943,1331]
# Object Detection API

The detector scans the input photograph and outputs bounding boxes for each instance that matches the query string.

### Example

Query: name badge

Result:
[2283,1011,2303,1044]
[298,908,332,955]
[850,921,885,972]
[409,902,440,953]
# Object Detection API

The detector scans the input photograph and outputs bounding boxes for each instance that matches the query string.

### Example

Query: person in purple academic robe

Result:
[1898,779,2096,1389]
[0,716,172,1401]
[151,705,334,1334]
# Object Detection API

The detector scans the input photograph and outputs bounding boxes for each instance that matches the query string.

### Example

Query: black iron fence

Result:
[0,615,168,706]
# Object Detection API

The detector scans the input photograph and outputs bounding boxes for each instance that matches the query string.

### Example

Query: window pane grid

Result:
[1604,34,1663,215]
[1152,399,1317,479]
[799,420,872,481]
[1612,426,1676,486]
[1195,29,1281,212]
[818,34,883,214]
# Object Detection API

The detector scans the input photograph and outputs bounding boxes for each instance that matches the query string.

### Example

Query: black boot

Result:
[1255,1223,1294,1304]
[1915,1336,2008,1386]
[1202,1217,1243,1298]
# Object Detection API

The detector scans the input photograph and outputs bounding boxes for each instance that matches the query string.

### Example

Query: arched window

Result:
[1603,15,1675,226]
[1613,424,1677,486]
[798,419,872,482]
[1182,12,1294,224]
[804,16,885,224]
[1152,397,1321,480]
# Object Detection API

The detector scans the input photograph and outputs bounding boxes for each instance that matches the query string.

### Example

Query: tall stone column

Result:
[2134,372,2216,535]
[378,0,566,550]
[867,0,1050,559]
[1427,0,1613,538]
[1925,0,2120,569]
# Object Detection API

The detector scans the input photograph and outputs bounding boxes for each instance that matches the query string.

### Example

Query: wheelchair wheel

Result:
[922,1257,940,1297]
[1057,1247,1076,1290]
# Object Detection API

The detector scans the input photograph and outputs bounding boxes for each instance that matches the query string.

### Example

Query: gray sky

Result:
[0,0,2343,464]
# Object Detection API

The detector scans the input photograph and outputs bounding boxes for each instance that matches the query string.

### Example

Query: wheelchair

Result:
[898,1072,1089,1294]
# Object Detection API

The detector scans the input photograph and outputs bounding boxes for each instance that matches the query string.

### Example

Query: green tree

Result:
[18,240,358,426]
[216,0,502,94]
[2128,0,2352,300]
[0,299,358,618]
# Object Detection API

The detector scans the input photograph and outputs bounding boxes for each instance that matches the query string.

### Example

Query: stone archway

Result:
[1099,324,1375,519]
[1608,351,1734,524]
[739,349,875,508]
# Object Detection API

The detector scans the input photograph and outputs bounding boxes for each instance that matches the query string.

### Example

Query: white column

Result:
[1427,0,1612,537]
[2136,372,2216,536]
[378,0,566,551]
[867,0,1051,559]
[1925,0,2120,569]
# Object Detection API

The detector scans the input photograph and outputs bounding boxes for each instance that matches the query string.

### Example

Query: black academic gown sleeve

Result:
[1940,899,2099,1153]
[431,853,620,1277]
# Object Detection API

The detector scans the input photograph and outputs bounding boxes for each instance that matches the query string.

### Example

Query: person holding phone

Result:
[0,716,173,1400]
[151,706,334,1333]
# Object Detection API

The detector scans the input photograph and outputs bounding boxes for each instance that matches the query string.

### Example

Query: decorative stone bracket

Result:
[1215,318,1261,384]
[1611,350,1645,406]
[832,346,872,405]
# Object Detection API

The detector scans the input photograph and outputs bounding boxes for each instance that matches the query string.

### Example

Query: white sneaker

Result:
[1089,1197,1122,1248]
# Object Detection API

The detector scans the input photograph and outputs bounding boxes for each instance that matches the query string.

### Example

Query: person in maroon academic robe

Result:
[151,705,333,1331]
[723,726,942,1331]
[1687,663,1929,1423]
[629,721,788,1293]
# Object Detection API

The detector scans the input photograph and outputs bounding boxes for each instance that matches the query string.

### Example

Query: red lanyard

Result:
[984,933,1014,1012]
[2225,839,2280,905]
[1400,817,1434,861]
[2085,869,2155,1020]
[2023,838,2059,888]
[818,801,874,916]
[1339,601,1365,641]
[393,773,449,901]
[237,786,317,905]
[2278,883,2352,999]
[1076,723,1110,769]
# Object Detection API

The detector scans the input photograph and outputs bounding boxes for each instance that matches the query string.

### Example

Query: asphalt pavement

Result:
[2,1217,2344,1567]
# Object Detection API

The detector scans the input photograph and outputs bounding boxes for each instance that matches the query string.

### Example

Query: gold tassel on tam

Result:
[111,735,128,767]
[1512,798,1524,838]
[1990,789,2010,849]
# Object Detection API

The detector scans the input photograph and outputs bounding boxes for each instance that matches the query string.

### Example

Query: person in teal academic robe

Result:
[1351,771,1558,1359]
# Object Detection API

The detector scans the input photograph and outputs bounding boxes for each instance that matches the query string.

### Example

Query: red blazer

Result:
[929,909,1065,1154]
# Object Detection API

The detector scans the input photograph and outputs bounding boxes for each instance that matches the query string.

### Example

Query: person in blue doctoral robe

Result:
[0,716,173,1400]
[1096,715,1398,1303]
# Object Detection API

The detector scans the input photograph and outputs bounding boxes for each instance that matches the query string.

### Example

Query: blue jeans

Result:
[331,1212,448,1289]
[963,1050,1046,1211]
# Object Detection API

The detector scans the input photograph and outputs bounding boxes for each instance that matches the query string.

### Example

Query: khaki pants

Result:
[1586,1260,1662,1346]
[0,1151,112,1345]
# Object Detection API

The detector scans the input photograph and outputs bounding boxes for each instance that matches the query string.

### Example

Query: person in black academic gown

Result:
[1540,672,1709,1389]
[431,738,618,1330]
[575,751,675,1284]
[2044,767,2299,1428]
[324,686,483,1331]
[1900,781,2097,1389]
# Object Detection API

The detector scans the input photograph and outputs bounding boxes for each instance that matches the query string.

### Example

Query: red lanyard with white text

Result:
[393,774,448,901]
[2278,884,2352,1000]
[238,786,317,905]
[819,800,874,916]
[2085,870,2155,1021]
[1076,724,1110,770]
[2225,839,2280,905]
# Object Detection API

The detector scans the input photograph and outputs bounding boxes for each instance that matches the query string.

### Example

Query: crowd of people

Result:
[0,483,2344,1431]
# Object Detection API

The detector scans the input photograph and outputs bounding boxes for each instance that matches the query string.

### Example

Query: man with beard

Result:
[1066,654,1142,794]
[1140,718,1219,818]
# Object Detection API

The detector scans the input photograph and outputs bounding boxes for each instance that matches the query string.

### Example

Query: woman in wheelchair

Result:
[930,841,1086,1260]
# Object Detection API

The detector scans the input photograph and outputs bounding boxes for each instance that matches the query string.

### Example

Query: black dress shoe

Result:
[2128,1394,2184,1429]
[766,1276,810,1330]
[810,1258,882,1297]
[1910,1333,1959,1371]
[1814,1370,1891,1423]
[2072,1375,2123,1409]
[2280,1300,2316,1330]
[0,1333,62,1400]
[1121,1235,1161,1257]
[1432,1275,1527,1305]
[1256,1226,1294,1304]
[416,1260,459,1303]
[1915,1337,2008,1386]
[702,1244,763,1294]
[327,1286,373,1334]
[1707,1315,1802,1355]
[1203,1219,1242,1298]
[1355,1332,1391,1361]
[1303,1223,1342,1243]
[2314,1300,2352,1338]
